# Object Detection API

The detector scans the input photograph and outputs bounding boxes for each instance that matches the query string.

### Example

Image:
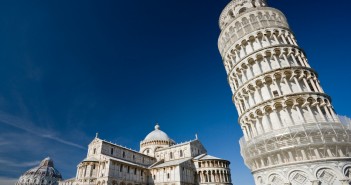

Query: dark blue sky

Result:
[0,0,351,184]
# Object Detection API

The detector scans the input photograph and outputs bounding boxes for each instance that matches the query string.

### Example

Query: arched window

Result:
[170,152,173,159]
[111,148,114,155]
[239,8,247,14]
[179,150,183,157]
[229,10,234,18]
[167,173,170,179]
[122,151,126,158]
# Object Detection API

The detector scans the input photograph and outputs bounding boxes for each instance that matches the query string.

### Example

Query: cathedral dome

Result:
[16,157,62,185]
[143,124,173,142]
[140,124,176,157]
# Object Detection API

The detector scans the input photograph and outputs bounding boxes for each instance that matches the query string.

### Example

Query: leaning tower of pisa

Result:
[218,0,351,184]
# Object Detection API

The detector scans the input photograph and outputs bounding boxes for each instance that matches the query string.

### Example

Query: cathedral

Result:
[59,124,232,185]
[218,0,351,184]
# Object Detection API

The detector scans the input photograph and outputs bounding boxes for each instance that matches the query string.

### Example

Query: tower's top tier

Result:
[219,0,267,30]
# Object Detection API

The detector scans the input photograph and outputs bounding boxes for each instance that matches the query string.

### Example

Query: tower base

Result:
[252,160,351,185]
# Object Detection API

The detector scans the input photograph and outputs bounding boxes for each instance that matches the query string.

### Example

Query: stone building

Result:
[59,124,232,185]
[218,0,351,184]
[16,157,63,185]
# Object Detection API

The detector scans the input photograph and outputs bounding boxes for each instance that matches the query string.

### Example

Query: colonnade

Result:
[196,159,231,184]
[249,142,349,170]
[227,47,311,93]
[219,0,267,30]
[240,95,339,140]
[77,161,99,179]
[224,29,300,72]
[77,160,146,183]
[233,68,324,115]
[219,7,289,54]
[198,161,229,168]
[197,170,231,184]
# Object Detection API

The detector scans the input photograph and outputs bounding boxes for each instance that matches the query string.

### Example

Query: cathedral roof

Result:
[150,158,192,168]
[194,154,226,161]
[105,156,149,168]
[143,124,174,143]
[82,156,99,162]
[155,139,199,151]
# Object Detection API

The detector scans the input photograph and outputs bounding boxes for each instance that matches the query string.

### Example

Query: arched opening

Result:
[239,7,247,14]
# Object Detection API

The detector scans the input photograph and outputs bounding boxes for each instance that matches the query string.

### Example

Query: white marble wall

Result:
[218,0,351,184]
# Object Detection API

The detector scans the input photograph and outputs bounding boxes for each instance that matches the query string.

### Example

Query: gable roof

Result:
[193,154,224,161]
[150,158,192,168]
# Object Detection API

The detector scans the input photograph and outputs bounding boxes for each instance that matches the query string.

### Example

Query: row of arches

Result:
[227,46,310,91]
[219,8,288,54]
[197,170,231,183]
[247,140,351,171]
[197,160,230,168]
[233,68,323,115]
[239,95,339,140]
[141,140,175,147]
[223,28,298,70]
[219,0,267,30]
[242,120,351,168]
[77,161,99,179]
[77,160,147,183]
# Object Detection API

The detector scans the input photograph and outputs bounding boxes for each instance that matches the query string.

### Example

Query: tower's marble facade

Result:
[218,0,351,184]
[59,125,232,185]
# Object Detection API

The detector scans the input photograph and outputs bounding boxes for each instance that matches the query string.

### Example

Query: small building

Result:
[16,157,63,185]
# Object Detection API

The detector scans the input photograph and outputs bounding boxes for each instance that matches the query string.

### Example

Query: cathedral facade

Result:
[59,125,232,185]
[218,0,351,184]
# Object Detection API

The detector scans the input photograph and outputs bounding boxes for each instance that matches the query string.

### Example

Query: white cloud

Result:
[0,177,18,185]
[0,140,9,146]
[0,159,40,167]
[0,111,85,150]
